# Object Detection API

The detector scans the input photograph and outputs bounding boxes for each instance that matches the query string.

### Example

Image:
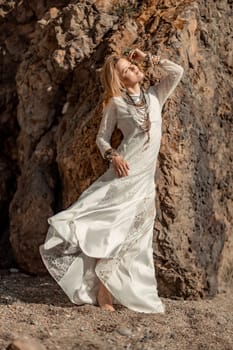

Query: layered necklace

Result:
[123,87,151,144]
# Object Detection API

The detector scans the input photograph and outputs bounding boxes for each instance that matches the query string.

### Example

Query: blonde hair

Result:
[101,54,125,107]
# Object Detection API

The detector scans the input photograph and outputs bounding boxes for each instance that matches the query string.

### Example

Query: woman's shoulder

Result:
[104,96,122,104]
[108,95,125,108]
[111,95,123,103]
[102,96,123,114]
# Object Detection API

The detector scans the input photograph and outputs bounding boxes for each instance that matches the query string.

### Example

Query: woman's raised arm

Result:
[152,58,184,110]
[127,48,184,110]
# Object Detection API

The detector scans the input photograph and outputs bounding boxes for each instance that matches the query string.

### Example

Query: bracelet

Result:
[144,52,153,67]
[104,148,120,162]
[144,52,161,67]
[152,54,161,65]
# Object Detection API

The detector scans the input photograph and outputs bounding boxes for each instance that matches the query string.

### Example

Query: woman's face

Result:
[115,58,144,88]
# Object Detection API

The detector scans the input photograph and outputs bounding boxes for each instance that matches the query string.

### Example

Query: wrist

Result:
[111,154,120,162]
[104,148,120,162]
[144,52,152,67]
[144,52,161,67]
[152,54,161,65]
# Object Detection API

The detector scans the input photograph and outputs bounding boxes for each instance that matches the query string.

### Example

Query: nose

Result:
[130,64,138,71]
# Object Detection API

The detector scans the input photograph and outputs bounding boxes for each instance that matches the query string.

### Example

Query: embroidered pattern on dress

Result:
[98,182,119,206]
[40,226,80,283]
[98,174,143,206]
[96,195,156,283]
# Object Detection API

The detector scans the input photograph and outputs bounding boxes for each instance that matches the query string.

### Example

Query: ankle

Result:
[97,282,115,311]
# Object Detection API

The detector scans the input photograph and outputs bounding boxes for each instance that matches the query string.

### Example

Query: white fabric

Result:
[39,58,184,313]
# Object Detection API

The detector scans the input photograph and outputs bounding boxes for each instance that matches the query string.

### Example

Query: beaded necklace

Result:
[123,88,151,144]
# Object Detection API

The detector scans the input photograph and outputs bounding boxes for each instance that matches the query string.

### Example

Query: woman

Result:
[39,48,184,313]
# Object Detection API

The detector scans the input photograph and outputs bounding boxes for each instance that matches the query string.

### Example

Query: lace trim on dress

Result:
[95,195,155,283]
[40,229,79,283]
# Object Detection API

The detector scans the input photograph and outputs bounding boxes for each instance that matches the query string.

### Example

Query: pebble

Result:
[124,344,131,349]
[62,101,69,114]
[9,268,19,273]
[116,327,133,336]
[29,319,37,325]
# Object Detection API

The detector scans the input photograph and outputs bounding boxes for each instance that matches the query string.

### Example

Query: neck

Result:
[126,83,141,95]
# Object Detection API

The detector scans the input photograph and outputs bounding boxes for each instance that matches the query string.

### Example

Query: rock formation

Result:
[6,336,46,350]
[0,0,232,298]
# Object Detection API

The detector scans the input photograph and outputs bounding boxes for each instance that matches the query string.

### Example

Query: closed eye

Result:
[122,65,131,75]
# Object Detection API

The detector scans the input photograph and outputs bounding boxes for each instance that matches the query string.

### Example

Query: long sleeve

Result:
[152,58,184,110]
[96,98,118,158]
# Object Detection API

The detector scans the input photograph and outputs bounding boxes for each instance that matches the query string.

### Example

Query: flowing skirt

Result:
[39,128,166,313]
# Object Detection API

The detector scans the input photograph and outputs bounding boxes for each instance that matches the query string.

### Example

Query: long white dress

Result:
[39,58,184,313]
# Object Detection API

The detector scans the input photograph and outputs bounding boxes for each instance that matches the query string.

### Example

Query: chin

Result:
[138,72,144,82]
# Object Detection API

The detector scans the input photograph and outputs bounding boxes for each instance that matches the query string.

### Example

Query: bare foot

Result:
[97,282,115,311]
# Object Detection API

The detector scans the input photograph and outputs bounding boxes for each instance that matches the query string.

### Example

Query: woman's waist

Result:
[117,136,161,158]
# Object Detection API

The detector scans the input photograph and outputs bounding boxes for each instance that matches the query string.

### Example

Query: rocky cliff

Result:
[0,0,232,299]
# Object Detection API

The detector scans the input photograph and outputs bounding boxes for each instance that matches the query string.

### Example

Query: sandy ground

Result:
[0,270,232,350]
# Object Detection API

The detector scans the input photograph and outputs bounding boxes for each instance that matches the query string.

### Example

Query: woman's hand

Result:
[128,48,146,63]
[112,155,130,177]
[128,48,161,66]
